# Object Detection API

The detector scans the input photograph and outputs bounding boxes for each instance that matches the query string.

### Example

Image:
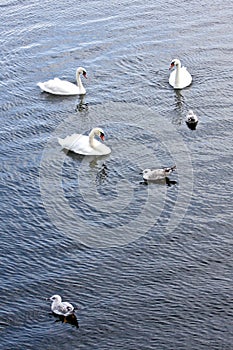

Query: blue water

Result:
[0,0,232,349]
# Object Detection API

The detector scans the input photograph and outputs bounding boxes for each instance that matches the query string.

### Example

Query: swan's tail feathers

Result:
[58,134,80,150]
[37,82,44,90]
[58,137,67,149]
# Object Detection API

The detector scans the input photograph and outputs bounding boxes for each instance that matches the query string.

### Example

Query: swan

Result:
[169,59,192,89]
[48,295,75,316]
[58,127,111,156]
[37,67,87,95]
[142,165,176,181]
[185,109,198,130]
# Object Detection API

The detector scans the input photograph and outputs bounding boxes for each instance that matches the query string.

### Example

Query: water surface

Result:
[0,0,232,349]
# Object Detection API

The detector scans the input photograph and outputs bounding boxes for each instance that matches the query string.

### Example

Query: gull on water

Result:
[186,109,198,123]
[48,294,75,317]
[142,165,176,181]
[185,110,198,130]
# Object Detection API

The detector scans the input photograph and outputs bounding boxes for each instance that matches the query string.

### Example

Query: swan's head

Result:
[49,294,62,303]
[169,59,181,70]
[77,67,87,79]
[92,127,105,141]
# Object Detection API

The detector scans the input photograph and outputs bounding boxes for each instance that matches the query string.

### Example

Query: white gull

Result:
[142,165,176,181]
[48,294,75,316]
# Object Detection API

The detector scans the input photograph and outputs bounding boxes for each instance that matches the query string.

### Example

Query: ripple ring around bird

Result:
[39,102,193,248]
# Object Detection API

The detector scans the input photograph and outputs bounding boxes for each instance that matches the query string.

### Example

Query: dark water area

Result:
[0,0,232,349]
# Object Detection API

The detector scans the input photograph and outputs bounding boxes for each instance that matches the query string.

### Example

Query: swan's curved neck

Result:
[88,129,97,148]
[76,72,84,90]
[175,63,181,87]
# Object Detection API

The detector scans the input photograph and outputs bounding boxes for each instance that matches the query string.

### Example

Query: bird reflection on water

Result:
[75,95,88,112]
[95,163,109,184]
[140,177,177,187]
[75,100,88,112]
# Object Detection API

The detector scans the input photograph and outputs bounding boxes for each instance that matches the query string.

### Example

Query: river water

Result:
[0,0,232,349]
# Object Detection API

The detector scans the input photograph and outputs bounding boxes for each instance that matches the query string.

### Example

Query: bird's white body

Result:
[37,67,87,95]
[186,109,198,123]
[49,295,74,316]
[58,127,111,156]
[142,166,176,181]
[169,59,192,89]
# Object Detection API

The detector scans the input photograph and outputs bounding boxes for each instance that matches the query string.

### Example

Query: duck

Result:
[37,67,87,95]
[185,109,198,130]
[58,127,111,156]
[48,294,75,317]
[169,59,192,89]
[142,165,176,181]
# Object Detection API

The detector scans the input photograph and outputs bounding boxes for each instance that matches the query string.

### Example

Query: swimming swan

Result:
[58,127,111,156]
[169,59,192,89]
[142,165,176,181]
[37,67,87,95]
[48,295,75,316]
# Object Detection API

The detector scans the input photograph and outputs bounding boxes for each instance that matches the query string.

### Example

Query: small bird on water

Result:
[185,109,198,130]
[142,165,176,182]
[47,294,75,317]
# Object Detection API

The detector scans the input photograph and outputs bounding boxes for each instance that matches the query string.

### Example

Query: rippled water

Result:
[1,0,232,349]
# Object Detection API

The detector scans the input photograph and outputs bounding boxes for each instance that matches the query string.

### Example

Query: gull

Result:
[142,165,176,181]
[185,110,198,130]
[48,294,75,317]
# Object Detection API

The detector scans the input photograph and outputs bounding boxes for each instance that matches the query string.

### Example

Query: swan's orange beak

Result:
[100,133,105,141]
[83,71,87,79]
[169,63,174,70]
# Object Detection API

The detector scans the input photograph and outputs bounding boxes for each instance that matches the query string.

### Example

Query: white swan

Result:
[142,165,176,181]
[48,295,75,316]
[58,127,111,156]
[37,67,87,95]
[169,59,192,89]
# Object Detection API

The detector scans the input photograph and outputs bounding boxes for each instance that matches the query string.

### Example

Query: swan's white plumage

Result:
[58,127,111,156]
[169,59,192,89]
[49,295,74,316]
[37,67,87,95]
[142,166,176,181]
